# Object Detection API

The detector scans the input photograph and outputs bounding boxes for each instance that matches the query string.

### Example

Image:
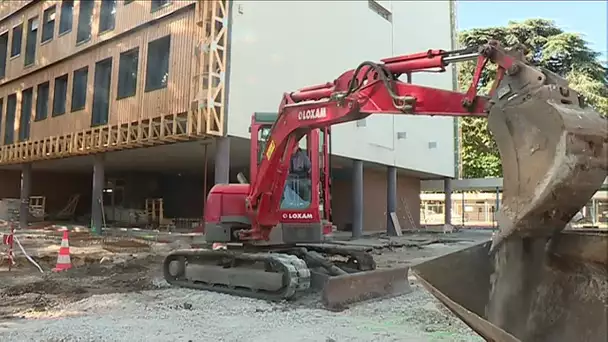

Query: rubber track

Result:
[163,249,311,301]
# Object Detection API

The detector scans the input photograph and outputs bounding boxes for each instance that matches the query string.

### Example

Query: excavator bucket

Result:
[486,49,608,249]
[413,231,608,342]
[478,48,608,341]
[319,267,412,311]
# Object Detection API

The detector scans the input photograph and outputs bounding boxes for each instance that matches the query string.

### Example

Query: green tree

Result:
[457,19,607,178]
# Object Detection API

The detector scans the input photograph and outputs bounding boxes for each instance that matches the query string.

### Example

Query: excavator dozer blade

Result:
[486,53,608,250]
[320,267,412,311]
[412,232,608,342]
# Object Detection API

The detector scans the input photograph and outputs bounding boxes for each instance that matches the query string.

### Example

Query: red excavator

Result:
[163,41,607,313]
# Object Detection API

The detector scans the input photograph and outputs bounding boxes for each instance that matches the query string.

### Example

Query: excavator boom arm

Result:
[244,40,607,246]
[242,42,522,240]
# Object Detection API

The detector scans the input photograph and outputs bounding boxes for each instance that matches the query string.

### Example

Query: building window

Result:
[24,17,39,67]
[117,47,139,99]
[52,74,68,116]
[151,0,171,12]
[92,58,113,127]
[145,35,170,92]
[99,0,117,33]
[42,6,56,43]
[19,87,33,142]
[35,81,50,121]
[10,24,23,57]
[4,94,16,145]
[71,66,88,111]
[59,0,73,35]
[0,98,3,143]
[76,0,94,44]
[0,32,8,78]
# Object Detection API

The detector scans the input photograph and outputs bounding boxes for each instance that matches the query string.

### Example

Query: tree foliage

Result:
[458,19,607,178]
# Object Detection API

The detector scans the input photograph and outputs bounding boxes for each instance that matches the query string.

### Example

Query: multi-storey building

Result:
[0,0,457,234]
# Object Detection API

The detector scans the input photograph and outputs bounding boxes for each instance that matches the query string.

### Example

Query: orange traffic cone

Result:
[52,229,72,272]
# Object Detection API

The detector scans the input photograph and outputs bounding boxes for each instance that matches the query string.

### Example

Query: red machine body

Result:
[205,184,250,223]
[205,114,334,242]
[204,42,517,244]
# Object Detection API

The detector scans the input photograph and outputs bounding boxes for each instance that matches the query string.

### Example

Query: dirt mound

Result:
[67,256,152,277]
[102,238,152,253]
[0,254,164,319]
[105,272,158,292]
[2,278,86,297]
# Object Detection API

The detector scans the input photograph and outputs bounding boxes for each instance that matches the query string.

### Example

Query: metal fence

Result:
[420,190,608,229]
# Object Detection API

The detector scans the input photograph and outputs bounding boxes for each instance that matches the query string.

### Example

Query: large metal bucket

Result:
[487,56,608,250]
[412,231,608,342]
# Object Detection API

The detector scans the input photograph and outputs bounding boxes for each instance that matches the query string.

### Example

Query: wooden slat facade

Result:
[0,0,229,165]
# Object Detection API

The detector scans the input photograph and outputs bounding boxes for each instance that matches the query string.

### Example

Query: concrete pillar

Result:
[494,187,500,228]
[386,166,397,236]
[444,178,452,226]
[91,154,105,235]
[352,159,364,238]
[215,137,230,184]
[591,198,597,225]
[19,163,32,229]
[461,191,465,227]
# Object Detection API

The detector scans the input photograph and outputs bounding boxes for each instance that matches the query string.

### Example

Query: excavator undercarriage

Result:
[164,245,411,310]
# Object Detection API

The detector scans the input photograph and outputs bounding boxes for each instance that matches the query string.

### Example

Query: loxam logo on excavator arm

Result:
[298,107,327,120]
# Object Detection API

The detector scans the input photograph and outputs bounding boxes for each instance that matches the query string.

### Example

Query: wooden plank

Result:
[192,0,228,136]
[0,109,210,165]
[390,212,403,236]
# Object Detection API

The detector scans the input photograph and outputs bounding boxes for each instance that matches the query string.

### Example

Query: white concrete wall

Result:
[226,0,456,177]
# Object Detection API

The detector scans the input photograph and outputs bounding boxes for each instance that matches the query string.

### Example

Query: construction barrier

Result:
[1,222,15,270]
[1,221,44,273]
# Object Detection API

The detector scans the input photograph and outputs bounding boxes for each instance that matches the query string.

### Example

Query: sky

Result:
[457,0,608,59]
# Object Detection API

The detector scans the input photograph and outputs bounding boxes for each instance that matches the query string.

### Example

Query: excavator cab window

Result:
[283,136,312,209]
[256,126,272,165]
[254,125,311,210]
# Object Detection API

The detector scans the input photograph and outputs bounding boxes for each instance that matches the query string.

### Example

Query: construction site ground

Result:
[0,226,492,342]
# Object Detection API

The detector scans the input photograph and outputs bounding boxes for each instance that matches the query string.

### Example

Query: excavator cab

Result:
[249,112,334,237]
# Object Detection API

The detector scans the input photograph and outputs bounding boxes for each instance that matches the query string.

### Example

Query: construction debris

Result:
[0,229,490,341]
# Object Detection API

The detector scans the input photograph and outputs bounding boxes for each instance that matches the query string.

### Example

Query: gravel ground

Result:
[0,233,490,342]
[0,277,482,342]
